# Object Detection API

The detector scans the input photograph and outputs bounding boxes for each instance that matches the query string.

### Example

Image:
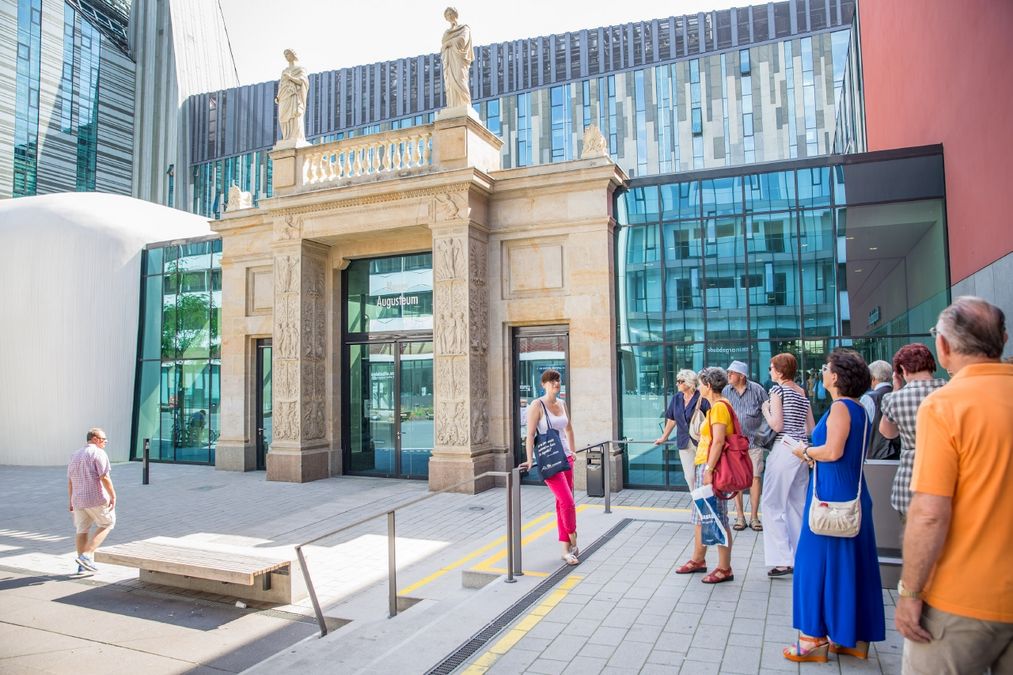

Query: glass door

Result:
[346,339,433,478]
[513,326,569,482]
[255,339,272,470]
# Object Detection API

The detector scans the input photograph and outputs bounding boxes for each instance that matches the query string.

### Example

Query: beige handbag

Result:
[808,405,869,538]
[688,394,705,444]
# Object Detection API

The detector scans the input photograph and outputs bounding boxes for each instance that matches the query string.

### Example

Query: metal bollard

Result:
[142,438,150,485]
[388,511,398,617]
[604,442,612,514]
[505,472,516,583]
[511,467,523,576]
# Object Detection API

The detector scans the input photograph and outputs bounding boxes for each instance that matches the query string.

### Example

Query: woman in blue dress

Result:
[785,348,885,662]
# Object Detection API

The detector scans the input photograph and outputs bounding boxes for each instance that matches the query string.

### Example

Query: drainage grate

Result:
[425,518,633,675]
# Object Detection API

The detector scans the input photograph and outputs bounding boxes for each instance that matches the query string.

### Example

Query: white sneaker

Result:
[75,554,97,572]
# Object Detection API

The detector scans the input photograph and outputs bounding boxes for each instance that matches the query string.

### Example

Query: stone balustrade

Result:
[301,128,433,186]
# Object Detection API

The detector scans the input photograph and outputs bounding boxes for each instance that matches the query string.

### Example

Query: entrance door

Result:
[255,339,272,470]
[513,326,569,482]
[346,339,433,478]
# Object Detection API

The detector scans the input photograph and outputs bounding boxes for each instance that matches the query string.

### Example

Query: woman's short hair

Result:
[892,343,936,375]
[770,353,798,381]
[697,367,728,393]
[826,348,871,398]
[541,368,561,385]
[676,368,698,388]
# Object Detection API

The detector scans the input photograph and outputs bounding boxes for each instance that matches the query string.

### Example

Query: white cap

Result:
[727,360,749,376]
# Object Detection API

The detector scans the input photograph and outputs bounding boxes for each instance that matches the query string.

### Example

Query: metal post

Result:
[142,438,150,485]
[604,442,612,514]
[505,471,516,583]
[388,511,398,617]
[510,468,523,576]
[296,545,328,637]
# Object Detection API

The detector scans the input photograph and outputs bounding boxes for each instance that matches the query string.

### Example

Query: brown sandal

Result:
[732,517,747,531]
[675,558,707,574]
[701,567,734,584]
[750,518,763,531]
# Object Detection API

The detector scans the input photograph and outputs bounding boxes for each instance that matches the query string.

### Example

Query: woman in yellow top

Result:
[674,366,735,583]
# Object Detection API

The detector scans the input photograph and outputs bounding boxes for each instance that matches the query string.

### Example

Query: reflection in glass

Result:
[618,225,664,343]
[400,341,433,478]
[346,254,433,334]
[515,333,567,479]
[348,343,395,475]
[703,217,747,341]
[800,208,837,337]
[619,344,665,487]
[663,221,704,342]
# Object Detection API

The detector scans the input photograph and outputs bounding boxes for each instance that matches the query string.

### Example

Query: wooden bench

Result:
[95,539,306,604]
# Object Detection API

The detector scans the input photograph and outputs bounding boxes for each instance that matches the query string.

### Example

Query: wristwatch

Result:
[897,579,923,600]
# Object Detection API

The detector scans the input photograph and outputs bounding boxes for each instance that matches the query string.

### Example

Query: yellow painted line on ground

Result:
[462,574,584,675]
[398,512,554,596]
[482,568,550,577]
[473,505,592,572]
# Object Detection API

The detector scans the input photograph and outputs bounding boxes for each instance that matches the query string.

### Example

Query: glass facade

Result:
[13,0,42,197]
[616,150,949,489]
[344,254,434,479]
[131,239,223,465]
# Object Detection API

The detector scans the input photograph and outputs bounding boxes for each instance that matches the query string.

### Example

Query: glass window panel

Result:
[617,225,663,343]
[661,182,700,220]
[745,170,796,212]
[177,361,212,463]
[132,360,161,460]
[209,361,220,463]
[622,186,658,225]
[754,339,804,389]
[701,176,742,216]
[145,247,164,275]
[177,241,212,270]
[702,217,747,341]
[140,275,162,359]
[746,212,801,337]
[662,220,705,342]
[346,254,434,334]
[619,344,665,487]
[797,167,831,208]
[800,208,838,337]
[704,340,753,369]
[159,363,178,460]
[175,288,212,359]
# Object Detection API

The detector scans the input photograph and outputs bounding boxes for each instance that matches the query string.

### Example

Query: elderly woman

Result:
[655,368,710,491]
[674,367,735,584]
[879,343,947,521]
[785,349,885,662]
[760,353,815,578]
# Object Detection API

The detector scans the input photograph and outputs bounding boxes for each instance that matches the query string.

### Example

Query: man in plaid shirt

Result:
[879,344,947,520]
[68,428,117,573]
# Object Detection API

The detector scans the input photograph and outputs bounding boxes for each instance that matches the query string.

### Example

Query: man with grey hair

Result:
[861,360,901,460]
[723,360,768,531]
[68,427,117,573]
[895,297,1013,674]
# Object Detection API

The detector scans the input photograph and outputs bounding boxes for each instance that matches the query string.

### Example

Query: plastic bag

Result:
[692,484,729,547]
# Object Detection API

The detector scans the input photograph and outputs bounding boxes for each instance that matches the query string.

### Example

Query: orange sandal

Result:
[783,635,829,663]
[830,641,869,659]
[701,567,734,584]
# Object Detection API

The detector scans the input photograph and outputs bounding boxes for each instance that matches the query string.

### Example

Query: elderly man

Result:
[895,297,1013,674]
[860,360,901,460]
[68,428,117,573]
[722,360,768,531]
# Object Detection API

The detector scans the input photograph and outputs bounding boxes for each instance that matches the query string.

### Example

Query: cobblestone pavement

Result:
[0,462,903,673]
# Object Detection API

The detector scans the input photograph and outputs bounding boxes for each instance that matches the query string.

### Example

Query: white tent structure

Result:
[0,193,211,465]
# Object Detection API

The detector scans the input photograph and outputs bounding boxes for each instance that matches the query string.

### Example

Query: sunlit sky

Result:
[218,0,745,86]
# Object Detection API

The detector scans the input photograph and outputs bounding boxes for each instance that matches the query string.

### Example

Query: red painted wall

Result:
[859,0,1013,282]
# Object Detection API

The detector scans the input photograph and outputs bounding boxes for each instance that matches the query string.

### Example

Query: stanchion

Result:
[505,471,516,583]
[604,442,612,514]
[142,438,150,485]
[388,511,398,617]
[511,467,523,576]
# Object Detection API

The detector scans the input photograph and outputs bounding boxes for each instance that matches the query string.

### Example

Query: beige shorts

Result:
[748,446,765,477]
[903,604,1013,674]
[72,504,116,534]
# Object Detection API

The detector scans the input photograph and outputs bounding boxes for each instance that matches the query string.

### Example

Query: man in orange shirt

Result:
[895,297,1013,674]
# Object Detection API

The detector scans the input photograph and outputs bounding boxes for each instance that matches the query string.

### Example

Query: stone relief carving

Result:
[436,308,467,355]
[276,255,299,293]
[275,296,300,357]
[226,184,253,211]
[435,192,468,221]
[436,400,468,446]
[468,238,487,285]
[469,292,488,354]
[273,359,298,401]
[434,237,463,280]
[302,257,326,360]
[471,400,488,444]
[581,123,609,159]
[278,214,302,241]
[303,400,326,441]
[274,400,299,440]
[436,356,469,398]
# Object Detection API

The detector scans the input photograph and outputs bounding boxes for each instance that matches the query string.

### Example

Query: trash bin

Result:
[586,444,605,498]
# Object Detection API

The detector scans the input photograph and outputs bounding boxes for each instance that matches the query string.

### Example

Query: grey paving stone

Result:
[730,616,764,635]
[486,647,540,674]
[678,659,721,674]
[525,657,572,675]
[601,607,640,629]
[512,636,553,653]
[561,618,601,638]
[540,634,587,661]
[606,641,651,669]
[589,626,627,648]
[685,645,724,662]
[577,642,617,660]
[646,649,686,667]
[625,622,663,644]
[527,620,567,640]
[559,655,608,675]
[699,609,735,627]
[655,631,693,653]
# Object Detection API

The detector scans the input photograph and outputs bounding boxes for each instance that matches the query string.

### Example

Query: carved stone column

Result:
[429,216,493,493]
[267,217,330,482]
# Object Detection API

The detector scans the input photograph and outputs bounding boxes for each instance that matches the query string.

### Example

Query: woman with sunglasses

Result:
[655,369,710,491]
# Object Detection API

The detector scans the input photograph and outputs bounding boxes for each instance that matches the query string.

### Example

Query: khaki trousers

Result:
[903,605,1013,674]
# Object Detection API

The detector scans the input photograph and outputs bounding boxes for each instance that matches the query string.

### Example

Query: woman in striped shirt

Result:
[760,353,815,577]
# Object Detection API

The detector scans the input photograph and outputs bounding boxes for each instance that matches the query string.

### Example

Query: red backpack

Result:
[708,401,754,499]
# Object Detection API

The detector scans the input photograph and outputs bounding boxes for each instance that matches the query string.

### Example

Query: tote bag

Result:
[808,405,869,538]
[710,401,753,499]
[688,394,705,444]
[533,401,570,480]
